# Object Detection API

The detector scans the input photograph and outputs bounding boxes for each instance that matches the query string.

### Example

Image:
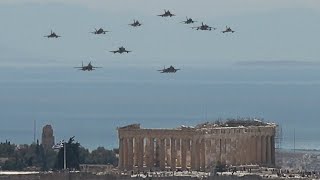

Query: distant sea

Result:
[1,64,320,150]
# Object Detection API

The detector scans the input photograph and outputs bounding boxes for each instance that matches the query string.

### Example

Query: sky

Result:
[0,0,319,67]
[0,0,320,150]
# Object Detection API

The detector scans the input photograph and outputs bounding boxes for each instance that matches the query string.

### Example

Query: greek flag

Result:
[52,140,64,149]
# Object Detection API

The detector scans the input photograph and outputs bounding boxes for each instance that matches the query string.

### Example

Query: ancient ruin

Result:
[118,119,276,172]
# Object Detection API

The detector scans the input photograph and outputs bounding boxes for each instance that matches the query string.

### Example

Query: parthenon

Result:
[118,119,276,172]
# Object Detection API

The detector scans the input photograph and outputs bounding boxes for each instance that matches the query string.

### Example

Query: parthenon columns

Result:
[170,137,176,170]
[181,138,187,170]
[159,138,166,170]
[118,123,277,171]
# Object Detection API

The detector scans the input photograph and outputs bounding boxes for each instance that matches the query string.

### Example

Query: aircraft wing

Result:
[157,14,164,17]
[110,50,118,53]
[93,67,102,68]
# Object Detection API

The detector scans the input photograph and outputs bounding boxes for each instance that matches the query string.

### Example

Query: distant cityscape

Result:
[1,119,320,179]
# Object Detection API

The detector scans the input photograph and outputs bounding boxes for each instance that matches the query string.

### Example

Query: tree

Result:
[54,137,80,170]
[88,147,117,165]
[0,141,15,157]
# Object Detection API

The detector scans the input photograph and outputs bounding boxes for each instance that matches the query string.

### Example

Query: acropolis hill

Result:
[118,119,276,172]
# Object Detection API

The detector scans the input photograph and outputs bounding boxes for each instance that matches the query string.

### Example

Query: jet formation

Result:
[91,28,109,34]
[44,30,61,38]
[43,9,235,73]
[110,46,131,54]
[192,22,216,31]
[158,10,175,17]
[129,20,142,27]
[74,62,102,71]
[222,26,235,33]
[181,17,196,24]
[158,66,180,73]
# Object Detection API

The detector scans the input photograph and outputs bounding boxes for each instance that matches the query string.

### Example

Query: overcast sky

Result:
[0,0,319,68]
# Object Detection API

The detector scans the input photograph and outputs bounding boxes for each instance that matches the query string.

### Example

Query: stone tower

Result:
[41,125,55,150]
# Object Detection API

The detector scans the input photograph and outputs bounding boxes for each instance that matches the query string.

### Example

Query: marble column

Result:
[138,137,144,168]
[147,137,154,168]
[186,139,191,168]
[266,136,272,165]
[200,139,206,171]
[271,136,275,166]
[250,136,257,164]
[211,138,217,166]
[181,138,187,170]
[225,138,231,165]
[230,138,237,165]
[205,139,212,167]
[256,136,262,164]
[244,136,251,164]
[240,137,246,164]
[171,137,176,170]
[123,138,128,169]
[118,138,124,169]
[127,137,133,170]
[176,139,181,167]
[191,138,199,171]
[134,137,139,167]
[159,138,166,170]
[235,137,241,165]
[261,136,266,164]
[166,138,171,167]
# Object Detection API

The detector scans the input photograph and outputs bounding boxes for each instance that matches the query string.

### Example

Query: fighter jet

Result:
[222,26,235,33]
[110,46,131,54]
[44,30,61,38]
[129,20,142,27]
[158,66,180,73]
[158,10,175,17]
[181,17,196,24]
[192,22,216,31]
[74,62,102,71]
[91,28,109,34]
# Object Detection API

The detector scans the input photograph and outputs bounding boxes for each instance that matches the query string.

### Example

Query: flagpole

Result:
[64,141,66,170]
